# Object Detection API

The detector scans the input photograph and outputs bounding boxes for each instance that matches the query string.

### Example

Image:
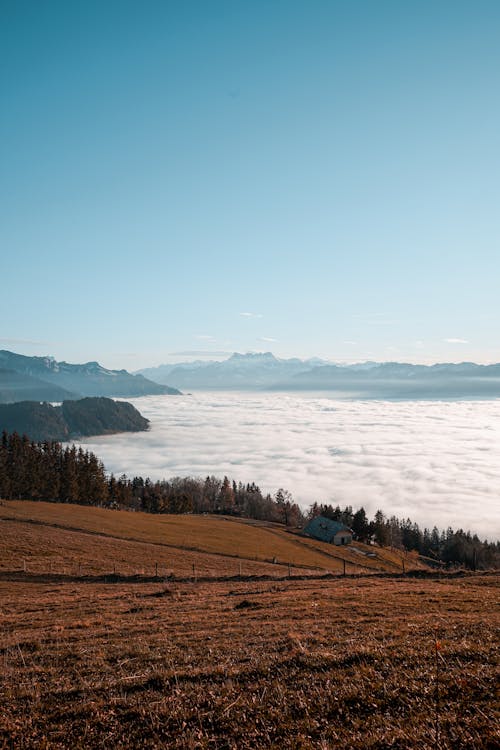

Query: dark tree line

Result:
[115,474,303,524]
[0,432,108,505]
[306,502,500,570]
[0,432,302,524]
[1,431,498,570]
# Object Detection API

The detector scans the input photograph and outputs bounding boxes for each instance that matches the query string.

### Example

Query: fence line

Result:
[8,556,370,580]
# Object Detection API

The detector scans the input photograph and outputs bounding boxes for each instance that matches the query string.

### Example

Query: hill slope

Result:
[1,558,495,749]
[0,501,421,576]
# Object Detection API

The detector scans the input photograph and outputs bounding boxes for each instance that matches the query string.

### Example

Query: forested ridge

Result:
[0,397,149,442]
[1,431,498,570]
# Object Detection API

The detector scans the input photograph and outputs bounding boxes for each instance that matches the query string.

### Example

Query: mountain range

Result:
[0,350,181,404]
[138,352,329,390]
[138,352,500,398]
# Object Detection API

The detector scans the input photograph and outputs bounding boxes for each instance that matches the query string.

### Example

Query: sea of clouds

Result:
[77,392,500,540]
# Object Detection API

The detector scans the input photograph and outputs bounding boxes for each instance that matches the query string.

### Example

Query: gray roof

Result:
[303,515,352,543]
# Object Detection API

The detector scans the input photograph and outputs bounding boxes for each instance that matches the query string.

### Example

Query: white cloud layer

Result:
[78,393,500,540]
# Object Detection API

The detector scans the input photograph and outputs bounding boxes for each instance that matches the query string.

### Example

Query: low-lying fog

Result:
[77,392,500,540]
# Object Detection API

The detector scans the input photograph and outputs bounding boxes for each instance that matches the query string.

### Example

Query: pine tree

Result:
[219,476,235,514]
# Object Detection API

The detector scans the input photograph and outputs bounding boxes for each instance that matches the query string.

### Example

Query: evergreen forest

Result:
[1,430,498,570]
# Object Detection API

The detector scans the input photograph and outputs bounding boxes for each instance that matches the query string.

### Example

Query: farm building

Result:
[303,515,353,545]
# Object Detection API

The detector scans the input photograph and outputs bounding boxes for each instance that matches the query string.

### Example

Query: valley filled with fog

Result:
[77,392,500,540]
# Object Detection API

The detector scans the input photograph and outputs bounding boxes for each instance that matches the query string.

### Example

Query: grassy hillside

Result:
[1,573,497,748]
[0,501,421,577]
[1,501,497,749]
[0,517,314,579]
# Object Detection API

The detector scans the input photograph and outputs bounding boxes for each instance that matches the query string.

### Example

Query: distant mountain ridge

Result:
[0,350,181,404]
[282,360,500,398]
[0,397,149,442]
[138,352,329,389]
[138,352,500,398]
[0,368,76,403]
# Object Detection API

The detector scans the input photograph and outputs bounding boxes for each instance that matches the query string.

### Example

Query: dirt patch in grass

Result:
[234,598,262,610]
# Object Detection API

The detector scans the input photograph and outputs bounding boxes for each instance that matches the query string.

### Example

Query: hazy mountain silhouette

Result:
[0,368,76,404]
[138,352,500,398]
[280,361,500,398]
[138,352,328,389]
[0,350,181,403]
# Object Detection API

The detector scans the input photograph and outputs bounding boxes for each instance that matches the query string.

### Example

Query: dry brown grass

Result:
[0,518,317,579]
[0,501,415,575]
[0,574,498,748]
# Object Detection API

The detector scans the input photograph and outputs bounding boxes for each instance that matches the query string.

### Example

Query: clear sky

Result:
[1,0,499,370]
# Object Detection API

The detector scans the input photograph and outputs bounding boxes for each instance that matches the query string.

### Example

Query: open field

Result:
[0,573,498,749]
[0,501,420,578]
[0,518,317,580]
[0,503,497,748]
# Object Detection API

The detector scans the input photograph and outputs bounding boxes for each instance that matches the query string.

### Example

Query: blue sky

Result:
[1,0,499,369]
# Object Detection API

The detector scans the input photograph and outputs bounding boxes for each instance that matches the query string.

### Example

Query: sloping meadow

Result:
[0,501,410,576]
[0,574,497,748]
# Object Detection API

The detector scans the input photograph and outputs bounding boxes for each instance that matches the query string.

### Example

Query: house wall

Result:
[333,532,352,546]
